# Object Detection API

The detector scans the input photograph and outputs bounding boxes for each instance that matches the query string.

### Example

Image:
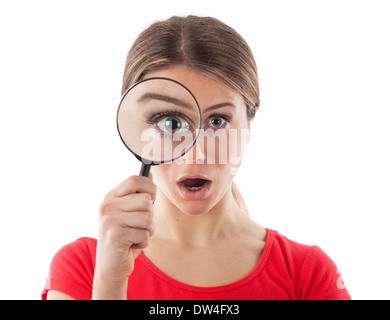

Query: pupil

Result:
[165,117,181,133]
[212,118,222,126]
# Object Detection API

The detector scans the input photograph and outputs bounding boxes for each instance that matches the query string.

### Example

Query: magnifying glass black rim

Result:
[116,77,202,165]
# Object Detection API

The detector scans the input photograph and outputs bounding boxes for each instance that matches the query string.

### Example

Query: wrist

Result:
[92,273,129,300]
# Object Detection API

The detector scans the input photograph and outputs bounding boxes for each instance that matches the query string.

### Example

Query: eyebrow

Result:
[137,93,193,110]
[137,93,236,113]
[204,102,236,113]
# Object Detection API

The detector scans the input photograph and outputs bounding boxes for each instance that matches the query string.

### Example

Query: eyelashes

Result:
[145,110,193,139]
[144,109,232,139]
[145,110,231,129]
[206,113,231,128]
[145,110,193,126]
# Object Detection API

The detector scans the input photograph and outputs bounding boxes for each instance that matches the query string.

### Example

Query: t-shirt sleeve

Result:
[41,238,95,300]
[295,245,351,300]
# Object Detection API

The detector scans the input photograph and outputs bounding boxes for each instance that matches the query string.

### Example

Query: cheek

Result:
[228,128,249,163]
[228,114,250,162]
[150,164,172,189]
[204,127,249,167]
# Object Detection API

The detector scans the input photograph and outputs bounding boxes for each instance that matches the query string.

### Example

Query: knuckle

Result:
[151,183,157,194]
[105,226,124,244]
[141,193,152,207]
[131,229,149,244]
[136,238,149,249]
[99,201,120,228]
[99,198,117,216]
[139,230,149,243]
[143,213,154,229]
[148,220,156,236]
[99,213,114,230]
[127,176,139,190]
[148,182,157,199]
[99,200,111,216]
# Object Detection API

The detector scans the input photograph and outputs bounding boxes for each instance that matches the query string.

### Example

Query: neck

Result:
[152,186,246,247]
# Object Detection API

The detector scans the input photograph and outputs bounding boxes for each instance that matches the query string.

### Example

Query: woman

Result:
[42,15,351,300]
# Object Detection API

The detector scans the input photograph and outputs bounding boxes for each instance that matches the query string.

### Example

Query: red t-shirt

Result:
[41,228,351,300]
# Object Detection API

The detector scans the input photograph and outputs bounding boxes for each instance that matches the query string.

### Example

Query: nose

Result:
[176,130,206,164]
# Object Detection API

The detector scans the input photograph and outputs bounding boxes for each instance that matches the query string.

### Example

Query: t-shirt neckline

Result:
[137,228,274,293]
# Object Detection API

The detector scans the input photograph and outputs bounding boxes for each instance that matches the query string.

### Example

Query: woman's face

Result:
[147,65,250,215]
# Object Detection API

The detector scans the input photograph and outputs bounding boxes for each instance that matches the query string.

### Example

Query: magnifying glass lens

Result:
[117,78,201,175]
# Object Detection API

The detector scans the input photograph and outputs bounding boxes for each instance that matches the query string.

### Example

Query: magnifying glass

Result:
[117,77,202,177]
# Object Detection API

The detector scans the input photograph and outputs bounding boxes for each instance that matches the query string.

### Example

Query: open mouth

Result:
[177,176,212,200]
[180,178,209,191]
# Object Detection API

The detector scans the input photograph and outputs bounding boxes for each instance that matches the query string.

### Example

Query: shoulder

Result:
[266,229,351,300]
[50,237,97,269]
[268,229,313,259]
[269,229,338,267]
[42,237,97,300]
[54,237,97,257]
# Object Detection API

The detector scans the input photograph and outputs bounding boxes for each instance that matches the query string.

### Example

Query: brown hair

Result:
[122,15,260,214]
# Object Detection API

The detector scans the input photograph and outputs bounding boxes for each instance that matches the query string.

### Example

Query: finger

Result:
[131,242,149,250]
[105,175,157,200]
[148,173,156,205]
[116,193,154,213]
[125,228,150,246]
[119,211,155,236]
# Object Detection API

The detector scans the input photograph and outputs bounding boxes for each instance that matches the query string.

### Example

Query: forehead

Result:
[145,65,246,112]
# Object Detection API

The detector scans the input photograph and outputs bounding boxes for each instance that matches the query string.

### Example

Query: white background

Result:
[0,0,389,300]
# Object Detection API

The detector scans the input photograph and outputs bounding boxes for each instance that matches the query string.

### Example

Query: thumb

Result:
[148,172,156,204]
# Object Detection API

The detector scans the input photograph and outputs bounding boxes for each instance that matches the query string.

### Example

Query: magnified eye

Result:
[158,116,183,133]
[146,111,192,137]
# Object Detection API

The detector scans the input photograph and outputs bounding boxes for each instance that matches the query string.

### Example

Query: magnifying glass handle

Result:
[139,163,151,177]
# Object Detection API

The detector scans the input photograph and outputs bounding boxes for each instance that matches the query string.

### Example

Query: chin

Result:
[175,199,213,216]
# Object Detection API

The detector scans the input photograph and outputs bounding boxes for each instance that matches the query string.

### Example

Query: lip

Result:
[177,175,211,184]
[176,175,212,201]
